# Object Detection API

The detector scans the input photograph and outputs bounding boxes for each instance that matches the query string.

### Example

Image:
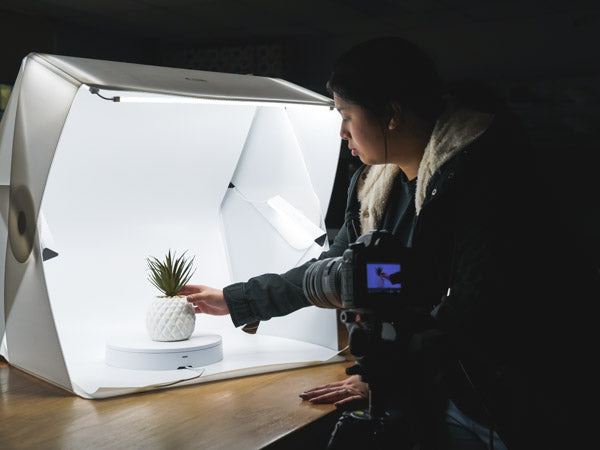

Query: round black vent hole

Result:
[17,211,26,235]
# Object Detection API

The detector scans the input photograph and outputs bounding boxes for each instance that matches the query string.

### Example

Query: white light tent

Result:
[0,53,343,398]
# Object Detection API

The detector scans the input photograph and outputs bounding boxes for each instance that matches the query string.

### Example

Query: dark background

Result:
[1,0,599,263]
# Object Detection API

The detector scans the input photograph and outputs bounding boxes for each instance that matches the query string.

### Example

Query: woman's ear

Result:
[387,102,402,130]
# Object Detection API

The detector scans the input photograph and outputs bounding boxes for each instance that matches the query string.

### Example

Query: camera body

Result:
[303,229,415,313]
[304,230,424,448]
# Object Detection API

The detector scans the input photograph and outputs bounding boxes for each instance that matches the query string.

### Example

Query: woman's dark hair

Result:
[327,37,444,126]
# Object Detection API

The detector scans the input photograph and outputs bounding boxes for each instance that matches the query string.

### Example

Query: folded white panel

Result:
[0,53,342,398]
[221,104,342,348]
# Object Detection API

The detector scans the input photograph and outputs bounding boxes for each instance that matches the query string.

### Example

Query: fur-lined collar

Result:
[415,99,494,214]
[358,164,401,233]
[358,100,494,232]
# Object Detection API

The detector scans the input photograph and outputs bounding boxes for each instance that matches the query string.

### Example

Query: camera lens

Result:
[302,256,345,309]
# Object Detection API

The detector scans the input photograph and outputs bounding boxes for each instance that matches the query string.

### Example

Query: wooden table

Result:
[0,357,353,449]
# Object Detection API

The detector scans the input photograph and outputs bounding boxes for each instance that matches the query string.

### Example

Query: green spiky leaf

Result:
[146,249,196,297]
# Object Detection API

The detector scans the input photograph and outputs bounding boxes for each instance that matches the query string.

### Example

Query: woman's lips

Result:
[350,148,358,156]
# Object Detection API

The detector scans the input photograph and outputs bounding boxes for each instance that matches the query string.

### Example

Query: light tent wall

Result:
[0,53,343,398]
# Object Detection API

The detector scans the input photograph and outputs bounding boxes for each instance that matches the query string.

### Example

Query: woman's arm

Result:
[223,221,352,327]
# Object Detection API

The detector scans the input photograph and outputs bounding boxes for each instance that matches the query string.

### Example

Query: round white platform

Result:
[105,334,223,371]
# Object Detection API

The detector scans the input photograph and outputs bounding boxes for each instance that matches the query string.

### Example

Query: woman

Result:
[180,37,446,416]
[181,37,583,449]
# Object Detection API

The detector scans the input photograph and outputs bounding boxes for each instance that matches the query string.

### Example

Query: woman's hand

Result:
[179,285,230,316]
[299,375,369,409]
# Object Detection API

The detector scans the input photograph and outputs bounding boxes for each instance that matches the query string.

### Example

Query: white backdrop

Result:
[1,55,343,398]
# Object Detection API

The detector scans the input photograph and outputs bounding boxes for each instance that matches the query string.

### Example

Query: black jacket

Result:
[224,101,598,448]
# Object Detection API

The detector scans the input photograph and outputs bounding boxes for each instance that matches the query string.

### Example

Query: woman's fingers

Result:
[299,387,329,399]
[305,388,352,404]
[186,293,204,303]
[300,376,369,406]
[191,301,221,315]
[301,381,344,394]
[177,285,203,295]
[300,386,359,403]
[300,384,342,399]
[186,289,229,316]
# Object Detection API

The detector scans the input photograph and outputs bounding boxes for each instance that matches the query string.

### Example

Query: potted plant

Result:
[146,250,196,342]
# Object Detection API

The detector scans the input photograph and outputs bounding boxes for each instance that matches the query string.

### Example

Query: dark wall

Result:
[0,9,56,82]
[1,8,598,262]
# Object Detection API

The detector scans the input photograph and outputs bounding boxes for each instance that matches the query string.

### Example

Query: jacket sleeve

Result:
[223,165,366,328]
[223,221,352,327]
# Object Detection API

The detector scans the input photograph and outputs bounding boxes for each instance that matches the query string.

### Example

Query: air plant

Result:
[146,250,195,297]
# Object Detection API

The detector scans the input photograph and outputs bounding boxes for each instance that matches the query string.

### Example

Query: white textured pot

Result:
[146,296,196,342]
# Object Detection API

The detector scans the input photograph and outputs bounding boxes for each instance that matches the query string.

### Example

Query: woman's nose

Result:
[339,125,349,140]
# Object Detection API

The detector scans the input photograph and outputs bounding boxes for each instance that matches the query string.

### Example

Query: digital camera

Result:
[302,229,414,312]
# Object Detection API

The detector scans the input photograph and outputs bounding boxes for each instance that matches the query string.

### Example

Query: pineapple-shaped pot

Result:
[146,250,196,342]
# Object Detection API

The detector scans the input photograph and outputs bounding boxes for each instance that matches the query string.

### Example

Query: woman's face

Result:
[334,94,386,165]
